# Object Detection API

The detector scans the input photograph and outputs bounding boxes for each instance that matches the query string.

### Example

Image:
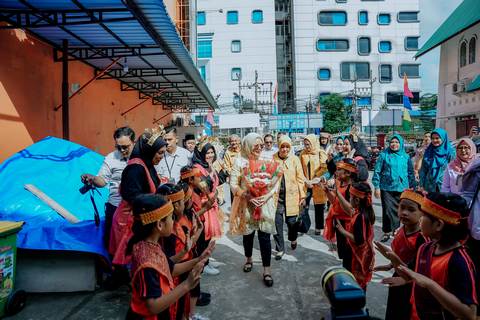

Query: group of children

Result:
[125,165,218,320]
[324,157,478,319]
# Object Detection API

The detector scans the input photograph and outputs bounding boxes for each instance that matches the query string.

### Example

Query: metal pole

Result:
[393,108,395,133]
[369,107,372,146]
[307,94,311,134]
[62,39,69,140]
[254,70,258,113]
[238,78,242,113]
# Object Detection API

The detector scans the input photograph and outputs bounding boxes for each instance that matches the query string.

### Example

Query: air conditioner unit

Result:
[453,81,465,95]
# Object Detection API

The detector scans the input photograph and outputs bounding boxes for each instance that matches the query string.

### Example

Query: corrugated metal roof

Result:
[0,0,216,110]
[415,0,480,59]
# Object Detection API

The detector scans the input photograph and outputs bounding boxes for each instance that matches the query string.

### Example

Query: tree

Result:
[321,94,353,133]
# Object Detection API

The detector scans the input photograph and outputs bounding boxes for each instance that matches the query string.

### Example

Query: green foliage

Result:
[321,94,353,133]
[418,93,437,133]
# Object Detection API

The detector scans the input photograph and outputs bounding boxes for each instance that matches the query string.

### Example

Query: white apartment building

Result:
[293,0,421,114]
[196,1,277,111]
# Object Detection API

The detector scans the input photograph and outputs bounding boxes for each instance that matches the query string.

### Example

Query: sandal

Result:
[243,262,253,273]
[263,274,273,287]
[380,233,391,243]
[291,241,297,250]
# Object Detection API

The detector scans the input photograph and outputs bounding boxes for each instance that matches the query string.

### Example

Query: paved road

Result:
[9,178,392,320]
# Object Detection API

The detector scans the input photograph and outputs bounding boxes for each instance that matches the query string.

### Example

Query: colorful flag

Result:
[403,74,413,110]
[272,83,278,114]
[402,108,412,131]
[204,110,215,136]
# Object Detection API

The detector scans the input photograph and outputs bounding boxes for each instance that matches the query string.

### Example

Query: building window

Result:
[358,37,371,55]
[386,92,420,105]
[252,10,263,24]
[379,64,392,82]
[318,11,347,26]
[197,40,212,58]
[231,68,242,80]
[316,39,349,51]
[341,62,370,81]
[317,68,331,80]
[197,11,206,25]
[378,41,392,53]
[405,37,419,51]
[198,65,206,81]
[336,0,347,2]
[227,11,238,24]
[231,40,241,53]
[397,11,419,23]
[399,64,420,78]
[460,41,467,67]
[377,13,391,25]
[469,37,476,64]
[358,11,368,25]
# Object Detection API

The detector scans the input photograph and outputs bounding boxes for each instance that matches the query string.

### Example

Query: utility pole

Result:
[254,70,258,113]
[307,94,311,134]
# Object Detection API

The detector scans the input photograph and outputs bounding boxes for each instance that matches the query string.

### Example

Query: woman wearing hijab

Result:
[319,132,331,152]
[109,127,168,265]
[272,135,306,259]
[372,134,416,242]
[419,128,456,192]
[300,134,328,235]
[441,137,477,194]
[229,133,283,287]
[343,135,369,182]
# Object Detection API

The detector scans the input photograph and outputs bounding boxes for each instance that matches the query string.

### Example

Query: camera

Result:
[79,182,95,194]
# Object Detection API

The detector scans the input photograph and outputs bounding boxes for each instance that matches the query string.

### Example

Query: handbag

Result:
[297,206,311,234]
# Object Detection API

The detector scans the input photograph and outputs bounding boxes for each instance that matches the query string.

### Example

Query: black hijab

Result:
[344,135,368,159]
[130,133,168,168]
[192,142,217,169]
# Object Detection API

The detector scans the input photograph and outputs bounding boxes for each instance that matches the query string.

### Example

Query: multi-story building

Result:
[196,0,277,113]
[293,0,421,117]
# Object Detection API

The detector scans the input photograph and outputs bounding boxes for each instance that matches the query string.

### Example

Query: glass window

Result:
[231,40,241,53]
[358,11,368,25]
[316,39,349,51]
[231,68,242,80]
[341,62,370,81]
[197,40,212,59]
[358,97,372,107]
[227,11,238,24]
[336,0,347,2]
[378,41,392,53]
[379,64,392,82]
[398,11,419,23]
[469,37,476,64]
[405,37,419,51]
[358,37,371,55]
[377,13,391,25]
[197,12,206,25]
[198,65,206,81]
[387,92,419,104]
[460,42,467,67]
[318,11,347,25]
[252,10,263,24]
[317,68,331,80]
[399,64,420,78]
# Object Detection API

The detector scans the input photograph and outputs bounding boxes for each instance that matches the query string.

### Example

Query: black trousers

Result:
[305,188,326,230]
[273,202,298,252]
[380,190,401,233]
[243,230,271,267]
[104,202,117,249]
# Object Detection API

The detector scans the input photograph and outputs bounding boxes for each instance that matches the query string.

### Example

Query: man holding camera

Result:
[80,127,135,247]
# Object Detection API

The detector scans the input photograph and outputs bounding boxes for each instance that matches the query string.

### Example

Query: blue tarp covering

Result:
[0,136,109,260]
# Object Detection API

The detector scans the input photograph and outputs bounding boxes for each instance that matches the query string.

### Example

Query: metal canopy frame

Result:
[0,0,216,111]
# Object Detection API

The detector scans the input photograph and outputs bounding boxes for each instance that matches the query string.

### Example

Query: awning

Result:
[467,75,480,92]
[0,0,216,111]
[415,0,480,59]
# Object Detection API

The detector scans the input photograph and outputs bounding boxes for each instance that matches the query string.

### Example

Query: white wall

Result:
[293,0,420,110]
[197,0,277,109]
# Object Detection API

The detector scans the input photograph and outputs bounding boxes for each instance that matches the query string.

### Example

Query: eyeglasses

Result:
[116,144,131,151]
[457,145,471,150]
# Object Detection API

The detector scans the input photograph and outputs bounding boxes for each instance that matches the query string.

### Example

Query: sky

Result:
[419,0,463,94]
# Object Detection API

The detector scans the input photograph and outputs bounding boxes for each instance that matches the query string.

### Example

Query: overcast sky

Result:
[419,0,463,94]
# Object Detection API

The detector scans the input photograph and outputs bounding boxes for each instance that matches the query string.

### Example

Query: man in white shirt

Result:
[260,133,278,160]
[155,128,191,183]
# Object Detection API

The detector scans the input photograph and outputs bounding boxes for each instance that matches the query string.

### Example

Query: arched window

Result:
[460,41,467,67]
[469,37,476,64]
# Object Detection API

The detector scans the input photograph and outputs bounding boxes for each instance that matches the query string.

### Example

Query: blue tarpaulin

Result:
[0,136,109,260]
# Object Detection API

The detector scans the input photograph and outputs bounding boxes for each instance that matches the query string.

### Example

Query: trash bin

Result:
[0,221,27,317]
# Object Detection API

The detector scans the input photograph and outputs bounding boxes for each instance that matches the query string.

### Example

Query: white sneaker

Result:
[190,314,210,320]
[203,264,220,275]
[208,260,222,268]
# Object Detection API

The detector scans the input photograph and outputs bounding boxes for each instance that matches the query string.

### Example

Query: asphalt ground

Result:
[8,181,392,320]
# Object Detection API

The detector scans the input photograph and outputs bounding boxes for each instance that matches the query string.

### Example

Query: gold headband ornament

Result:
[421,197,462,225]
[138,201,174,225]
[167,190,185,203]
[400,190,424,206]
[145,125,166,146]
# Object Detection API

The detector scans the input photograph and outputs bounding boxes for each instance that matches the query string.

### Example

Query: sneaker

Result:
[203,264,220,276]
[208,260,222,268]
[275,251,284,261]
[190,314,210,320]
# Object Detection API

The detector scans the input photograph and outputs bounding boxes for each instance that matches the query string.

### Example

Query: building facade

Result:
[293,0,421,115]
[196,0,278,113]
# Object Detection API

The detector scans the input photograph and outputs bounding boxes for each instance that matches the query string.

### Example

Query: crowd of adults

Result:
[80,124,480,320]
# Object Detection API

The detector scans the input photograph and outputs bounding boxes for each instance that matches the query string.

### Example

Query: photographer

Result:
[80,126,135,247]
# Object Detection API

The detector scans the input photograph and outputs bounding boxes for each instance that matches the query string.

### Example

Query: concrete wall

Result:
[0,28,172,162]
[437,23,480,138]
